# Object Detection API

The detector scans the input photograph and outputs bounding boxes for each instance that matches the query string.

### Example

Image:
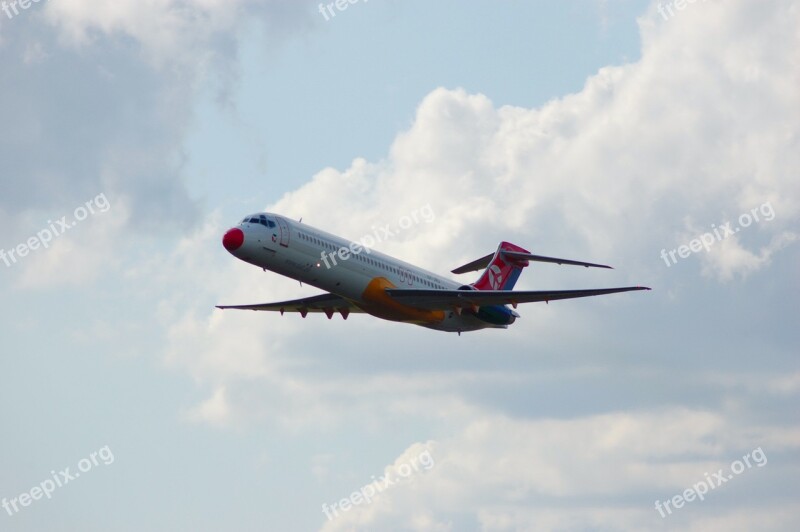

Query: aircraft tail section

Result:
[471,241,531,291]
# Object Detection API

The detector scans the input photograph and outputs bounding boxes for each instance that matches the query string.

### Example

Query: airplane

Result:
[216,212,650,334]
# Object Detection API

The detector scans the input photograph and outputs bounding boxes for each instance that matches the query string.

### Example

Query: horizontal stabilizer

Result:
[501,251,612,269]
[452,249,612,273]
[451,253,494,274]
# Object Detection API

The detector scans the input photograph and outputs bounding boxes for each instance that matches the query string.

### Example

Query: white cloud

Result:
[44,0,310,68]
[699,229,797,281]
[321,408,799,531]
[0,0,313,287]
[184,386,232,427]
[157,0,800,424]
[14,194,130,289]
[142,1,800,528]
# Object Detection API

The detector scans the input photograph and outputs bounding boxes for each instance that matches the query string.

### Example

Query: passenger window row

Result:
[297,231,443,288]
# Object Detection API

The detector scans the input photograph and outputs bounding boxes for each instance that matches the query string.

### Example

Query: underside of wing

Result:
[384,286,651,310]
[216,293,364,318]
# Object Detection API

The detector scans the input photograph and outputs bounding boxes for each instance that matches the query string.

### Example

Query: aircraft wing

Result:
[384,286,651,309]
[216,293,363,318]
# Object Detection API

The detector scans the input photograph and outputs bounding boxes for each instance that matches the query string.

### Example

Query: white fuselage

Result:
[226,213,501,332]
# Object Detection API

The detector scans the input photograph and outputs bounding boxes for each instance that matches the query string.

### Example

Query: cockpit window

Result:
[241,214,277,228]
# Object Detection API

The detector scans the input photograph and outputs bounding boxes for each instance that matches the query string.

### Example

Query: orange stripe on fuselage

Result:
[359,277,445,324]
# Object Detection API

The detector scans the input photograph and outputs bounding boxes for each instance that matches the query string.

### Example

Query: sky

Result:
[0,0,798,531]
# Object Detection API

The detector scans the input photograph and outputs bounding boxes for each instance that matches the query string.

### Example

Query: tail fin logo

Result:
[488,264,503,290]
[471,241,531,291]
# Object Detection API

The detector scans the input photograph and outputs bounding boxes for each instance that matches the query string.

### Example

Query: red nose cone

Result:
[222,228,244,252]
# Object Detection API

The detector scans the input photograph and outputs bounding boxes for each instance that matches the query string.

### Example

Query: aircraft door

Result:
[276,217,290,247]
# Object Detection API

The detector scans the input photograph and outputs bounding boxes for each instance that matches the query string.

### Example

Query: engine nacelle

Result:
[455,285,516,325]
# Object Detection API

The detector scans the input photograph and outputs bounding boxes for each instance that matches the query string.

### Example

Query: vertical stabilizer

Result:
[471,241,531,291]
